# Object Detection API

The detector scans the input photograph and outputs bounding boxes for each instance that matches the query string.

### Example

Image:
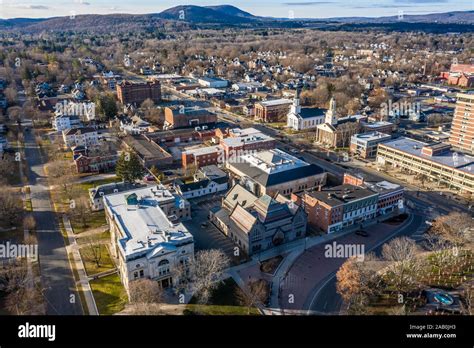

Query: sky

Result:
[0,0,472,19]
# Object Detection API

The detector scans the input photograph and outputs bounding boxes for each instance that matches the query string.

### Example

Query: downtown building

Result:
[254,98,293,123]
[449,93,474,154]
[104,185,193,293]
[226,148,327,197]
[292,173,404,234]
[210,184,307,255]
[116,80,161,105]
[377,137,474,197]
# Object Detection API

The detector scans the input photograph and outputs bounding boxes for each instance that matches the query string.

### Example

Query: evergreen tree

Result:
[116,152,144,183]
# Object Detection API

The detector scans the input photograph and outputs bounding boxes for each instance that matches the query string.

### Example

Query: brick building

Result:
[440,64,474,87]
[254,99,292,123]
[164,106,217,130]
[449,93,474,154]
[116,81,161,105]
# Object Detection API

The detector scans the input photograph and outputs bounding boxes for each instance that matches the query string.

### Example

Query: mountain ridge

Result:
[0,5,472,32]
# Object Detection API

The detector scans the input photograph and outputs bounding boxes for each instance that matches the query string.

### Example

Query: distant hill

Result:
[157,5,255,24]
[322,10,474,24]
[205,5,261,20]
[0,5,472,33]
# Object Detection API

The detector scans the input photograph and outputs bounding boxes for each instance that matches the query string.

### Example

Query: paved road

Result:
[23,127,83,315]
[307,213,426,314]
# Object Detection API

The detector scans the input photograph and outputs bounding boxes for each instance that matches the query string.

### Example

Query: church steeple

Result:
[325,97,337,125]
[290,88,301,115]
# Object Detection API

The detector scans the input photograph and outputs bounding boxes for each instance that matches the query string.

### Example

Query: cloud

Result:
[393,0,449,3]
[7,4,49,10]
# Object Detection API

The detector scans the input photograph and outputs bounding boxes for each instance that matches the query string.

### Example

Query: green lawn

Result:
[184,304,260,315]
[76,230,110,245]
[79,244,115,276]
[90,273,128,315]
[77,177,120,194]
[71,210,107,234]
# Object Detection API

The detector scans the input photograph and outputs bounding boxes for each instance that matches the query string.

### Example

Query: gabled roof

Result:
[298,107,326,119]
[223,184,258,210]
[317,123,337,133]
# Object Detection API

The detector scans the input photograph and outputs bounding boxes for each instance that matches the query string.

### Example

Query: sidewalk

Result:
[63,215,99,315]
[227,211,410,315]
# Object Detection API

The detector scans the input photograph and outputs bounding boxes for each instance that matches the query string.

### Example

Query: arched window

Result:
[158,259,170,266]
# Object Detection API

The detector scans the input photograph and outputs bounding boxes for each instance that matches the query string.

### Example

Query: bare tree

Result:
[336,253,382,314]
[84,238,104,268]
[0,186,23,227]
[70,196,90,229]
[0,259,44,315]
[381,237,424,294]
[431,212,473,247]
[175,249,230,304]
[236,279,269,314]
[129,278,163,304]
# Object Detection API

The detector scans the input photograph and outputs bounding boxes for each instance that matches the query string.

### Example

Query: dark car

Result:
[355,230,369,237]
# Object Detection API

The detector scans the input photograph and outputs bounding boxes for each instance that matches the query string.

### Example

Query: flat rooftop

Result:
[380,137,474,175]
[352,131,392,142]
[258,99,292,107]
[308,184,378,207]
[125,135,171,160]
[221,132,274,148]
[183,144,222,156]
[104,185,193,259]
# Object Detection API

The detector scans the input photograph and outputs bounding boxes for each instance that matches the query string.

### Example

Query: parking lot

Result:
[182,195,237,259]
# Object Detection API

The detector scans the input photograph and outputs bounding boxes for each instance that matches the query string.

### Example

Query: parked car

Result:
[355,229,369,237]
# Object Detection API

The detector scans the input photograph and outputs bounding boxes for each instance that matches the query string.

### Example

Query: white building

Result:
[105,185,194,292]
[287,90,326,131]
[174,165,228,199]
[89,182,144,211]
[120,116,151,135]
[62,127,99,149]
[197,77,228,88]
[52,114,82,132]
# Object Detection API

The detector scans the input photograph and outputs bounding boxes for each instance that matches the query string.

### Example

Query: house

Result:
[254,99,293,123]
[74,153,118,174]
[174,165,228,199]
[105,185,193,292]
[287,89,326,130]
[350,132,392,159]
[52,114,82,132]
[210,184,307,255]
[226,148,327,197]
[62,127,99,149]
[120,116,151,135]
[89,182,145,211]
